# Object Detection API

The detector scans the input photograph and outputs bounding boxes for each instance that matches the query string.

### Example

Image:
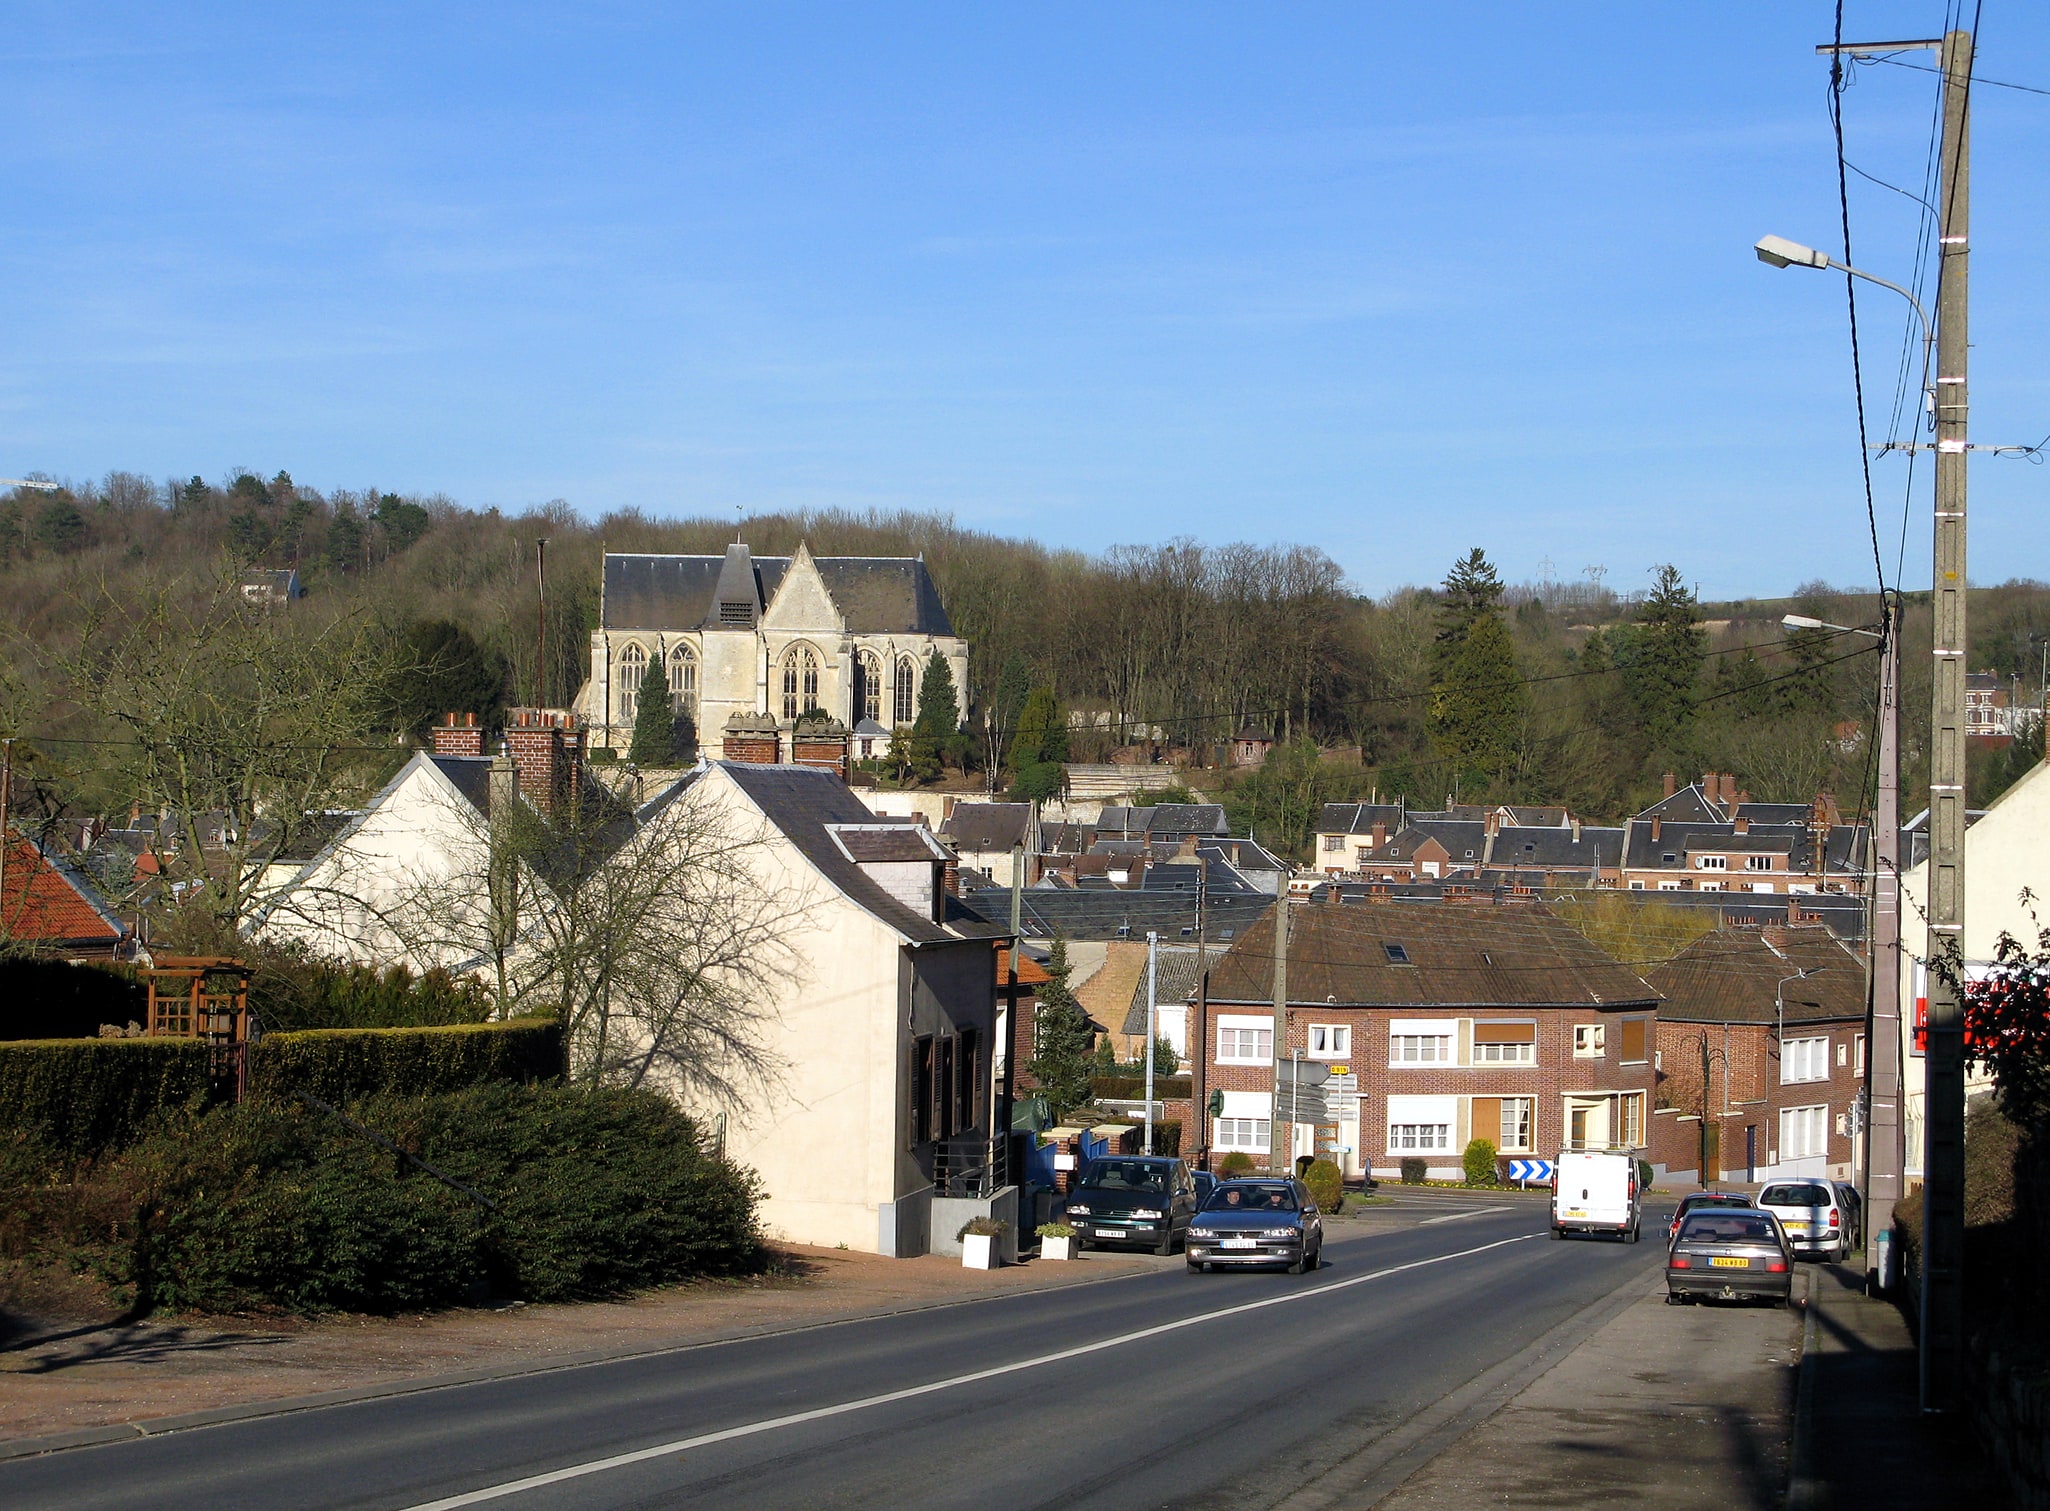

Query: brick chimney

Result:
[1720,772,1740,808]
[431,711,486,758]
[721,711,781,766]
[1734,816,1750,835]
[1701,771,1718,802]
[503,707,582,816]
[1651,816,1663,842]
[1662,771,1676,799]
[791,715,852,781]
[1370,821,1387,849]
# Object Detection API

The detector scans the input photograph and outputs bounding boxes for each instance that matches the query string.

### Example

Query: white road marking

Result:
[399,1231,1538,1510]
[1418,1206,1513,1226]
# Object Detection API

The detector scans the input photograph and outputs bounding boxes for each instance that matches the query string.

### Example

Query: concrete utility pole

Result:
[1867,598,1906,1293]
[1190,859,1210,1170]
[1143,930,1158,1156]
[1268,888,1289,1175]
[1921,27,1973,1414]
[535,537,551,707]
[0,738,11,942]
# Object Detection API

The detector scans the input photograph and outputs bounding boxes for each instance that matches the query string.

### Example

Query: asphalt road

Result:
[0,1197,1668,1511]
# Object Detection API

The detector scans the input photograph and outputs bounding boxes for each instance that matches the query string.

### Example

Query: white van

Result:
[1550,1150,1641,1242]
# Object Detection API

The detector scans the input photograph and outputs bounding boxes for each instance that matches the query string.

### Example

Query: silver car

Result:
[1754,1179,1848,1261]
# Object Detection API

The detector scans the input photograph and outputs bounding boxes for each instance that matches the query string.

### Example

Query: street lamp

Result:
[1755,237,1934,417]
[1783,609,1905,1292]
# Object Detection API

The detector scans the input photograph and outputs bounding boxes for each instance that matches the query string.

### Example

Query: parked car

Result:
[1829,1180,1864,1250]
[1754,1179,1848,1261]
[1667,1191,1755,1245]
[1551,1150,1641,1242]
[1666,1207,1793,1306]
[1064,1156,1198,1255]
[1185,1178,1325,1274]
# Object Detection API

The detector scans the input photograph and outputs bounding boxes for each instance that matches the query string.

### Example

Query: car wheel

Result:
[1155,1228,1176,1257]
[1287,1252,1307,1275]
[1074,1237,1090,1252]
[1187,1259,1205,1274]
[1626,1222,1640,1245]
[1549,1226,1563,1240]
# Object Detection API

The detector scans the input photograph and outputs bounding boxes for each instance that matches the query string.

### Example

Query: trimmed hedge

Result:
[1089,1075,1192,1102]
[0,1037,212,1155]
[248,1018,564,1105]
[87,1085,761,1314]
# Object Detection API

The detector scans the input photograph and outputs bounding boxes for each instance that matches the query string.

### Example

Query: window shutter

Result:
[1619,1019,1647,1064]
[1471,1097,1502,1144]
[1473,1022,1535,1045]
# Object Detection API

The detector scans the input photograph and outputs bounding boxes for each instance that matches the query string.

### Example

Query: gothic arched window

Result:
[667,643,698,717]
[617,642,647,722]
[856,652,883,725]
[893,656,917,726]
[781,644,820,722]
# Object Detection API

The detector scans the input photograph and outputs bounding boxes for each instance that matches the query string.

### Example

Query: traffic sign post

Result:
[1508,1158,1554,1189]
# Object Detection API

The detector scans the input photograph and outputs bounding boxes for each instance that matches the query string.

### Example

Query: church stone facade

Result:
[581,542,969,761]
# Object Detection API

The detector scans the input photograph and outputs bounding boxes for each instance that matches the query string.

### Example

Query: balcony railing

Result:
[932,1135,1006,1197]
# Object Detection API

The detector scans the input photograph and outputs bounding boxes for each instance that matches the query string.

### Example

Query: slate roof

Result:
[602,549,954,636]
[1646,925,1866,1026]
[956,886,1274,944]
[1317,802,1408,837]
[1120,945,1207,1035]
[1,828,126,947]
[717,762,1003,946]
[941,802,1033,854]
[827,824,950,864]
[1358,819,1489,865]
[1204,900,1660,1010]
[1094,804,1228,839]
[1639,784,1728,824]
[1622,818,1866,874]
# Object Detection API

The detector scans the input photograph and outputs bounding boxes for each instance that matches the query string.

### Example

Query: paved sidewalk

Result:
[1797,1262,2002,1508]
[1371,1270,1802,1510]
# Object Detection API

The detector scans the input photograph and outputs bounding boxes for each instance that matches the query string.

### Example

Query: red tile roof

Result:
[2,830,125,947]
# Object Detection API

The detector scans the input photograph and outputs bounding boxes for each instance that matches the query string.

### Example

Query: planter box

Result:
[1040,1234,1076,1261]
[961,1233,1001,1270]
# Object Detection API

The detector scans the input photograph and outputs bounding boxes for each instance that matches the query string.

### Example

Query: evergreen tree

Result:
[628,655,676,765]
[1427,550,1524,784]
[1613,564,1705,746]
[1026,936,1095,1116]
[908,649,958,781]
[389,619,508,738]
[988,653,1030,772]
[326,506,364,574]
[34,497,86,555]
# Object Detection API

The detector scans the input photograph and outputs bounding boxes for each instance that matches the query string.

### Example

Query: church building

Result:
[580,541,969,761]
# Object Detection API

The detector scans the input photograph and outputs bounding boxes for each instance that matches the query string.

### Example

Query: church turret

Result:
[704,542,760,630]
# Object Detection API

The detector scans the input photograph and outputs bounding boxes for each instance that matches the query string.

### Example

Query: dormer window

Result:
[1383,943,1412,965]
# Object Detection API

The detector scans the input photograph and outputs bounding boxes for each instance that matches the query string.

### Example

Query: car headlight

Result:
[1189,1227,1217,1240]
[1264,1228,1301,1240]
[1130,1208,1165,1220]
[1066,1204,1091,1216]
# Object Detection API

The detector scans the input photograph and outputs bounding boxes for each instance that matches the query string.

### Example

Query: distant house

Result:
[1195,897,1660,1180]
[1648,924,1867,1185]
[1228,728,1275,767]
[0,826,128,960]
[940,802,1037,887]
[239,568,303,607]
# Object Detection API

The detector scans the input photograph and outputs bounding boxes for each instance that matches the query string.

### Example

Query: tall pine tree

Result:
[628,656,676,765]
[908,649,959,781]
[1612,564,1705,748]
[1025,936,1095,1116]
[1427,549,1525,786]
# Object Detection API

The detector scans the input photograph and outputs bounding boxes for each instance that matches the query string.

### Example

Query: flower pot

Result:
[961,1233,1000,1270]
[1041,1234,1075,1261]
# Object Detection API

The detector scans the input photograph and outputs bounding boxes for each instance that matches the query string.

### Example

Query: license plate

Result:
[1710,1256,1748,1269]
[1565,1208,1587,1218]
[1221,1239,1259,1250]
[1784,1221,1810,1232]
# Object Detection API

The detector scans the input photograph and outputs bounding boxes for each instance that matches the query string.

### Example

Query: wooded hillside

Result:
[3,471,2045,841]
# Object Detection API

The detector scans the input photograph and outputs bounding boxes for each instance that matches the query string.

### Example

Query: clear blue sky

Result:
[3,3,2045,598]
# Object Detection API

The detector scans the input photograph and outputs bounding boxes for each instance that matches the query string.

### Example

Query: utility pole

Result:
[1143,930,1158,1156]
[1866,596,1905,1294]
[535,537,551,707]
[1190,857,1210,1170]
[1920,26,1973,1414]
[0,738,12,942]
[1268,888,1289,1176]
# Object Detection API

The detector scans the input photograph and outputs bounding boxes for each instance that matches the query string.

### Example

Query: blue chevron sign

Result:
[1508,1159,1554,1183]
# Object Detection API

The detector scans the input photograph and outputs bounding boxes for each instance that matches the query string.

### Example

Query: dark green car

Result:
[1064,1156,1198,1255]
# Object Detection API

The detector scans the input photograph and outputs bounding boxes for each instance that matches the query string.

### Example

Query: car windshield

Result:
[1079,1161,1170,1193]
[1680,1214,1779,1243]
[1680,1195,1748,1215]
[1201,1183,1298,1213]
[1760,1183,1832,1207]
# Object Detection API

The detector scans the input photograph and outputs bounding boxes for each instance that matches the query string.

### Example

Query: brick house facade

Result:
[1647,924,1866,1186]
[1194,897,1661,1180]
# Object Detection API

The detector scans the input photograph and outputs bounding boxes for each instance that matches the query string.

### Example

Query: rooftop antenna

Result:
[734,504,746,544]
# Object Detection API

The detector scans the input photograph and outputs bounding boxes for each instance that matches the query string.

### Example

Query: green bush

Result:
[248,1018,563,1105]
[1218,1150,1256,1177]
[86,1084,761,1314]
[1463,1138,1498,1187]
[246,947,492,1033]
[1303,1157,1342,1210]
[1400,1157,1427,1185]
[0,1037,213,1155]
[1087,1075,1193,1102]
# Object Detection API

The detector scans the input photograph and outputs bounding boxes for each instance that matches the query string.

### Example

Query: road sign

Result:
[1508,1159,1554,1183]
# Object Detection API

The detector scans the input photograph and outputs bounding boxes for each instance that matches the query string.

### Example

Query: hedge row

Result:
[1089,1075,1192,1102]
[0,1018,565,1155]
[247,1018,564,1105]
[0,1037,212,1154]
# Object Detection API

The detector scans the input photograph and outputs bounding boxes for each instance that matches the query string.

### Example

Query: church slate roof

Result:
[602,551,954,637]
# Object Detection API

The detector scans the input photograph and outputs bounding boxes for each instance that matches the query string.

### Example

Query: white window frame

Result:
[1216,1015,1273,1066]
[1618,1092,1645,1148]
[1573,1024,1605,1058]
[1307,1023,1351,1060]
[1322,834,1343,852]
[1745,854,1774,871]
[1388,1122,1451,1152]
[1497,1096,1534,1152]
[1213,1116,1270,1153]
[1473,1038,1535,1065]
[1695,854,1727,871]
[1779,1103,1829,1161]
[1782,1035,1829,1084]
[1389,1032,1452,1066]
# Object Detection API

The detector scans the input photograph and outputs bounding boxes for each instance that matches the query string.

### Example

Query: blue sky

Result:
[2,3,2044,598]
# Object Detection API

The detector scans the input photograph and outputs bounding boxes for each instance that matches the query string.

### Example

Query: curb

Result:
[1787,1266,1822,1510]
[0,1256,1156,1464]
